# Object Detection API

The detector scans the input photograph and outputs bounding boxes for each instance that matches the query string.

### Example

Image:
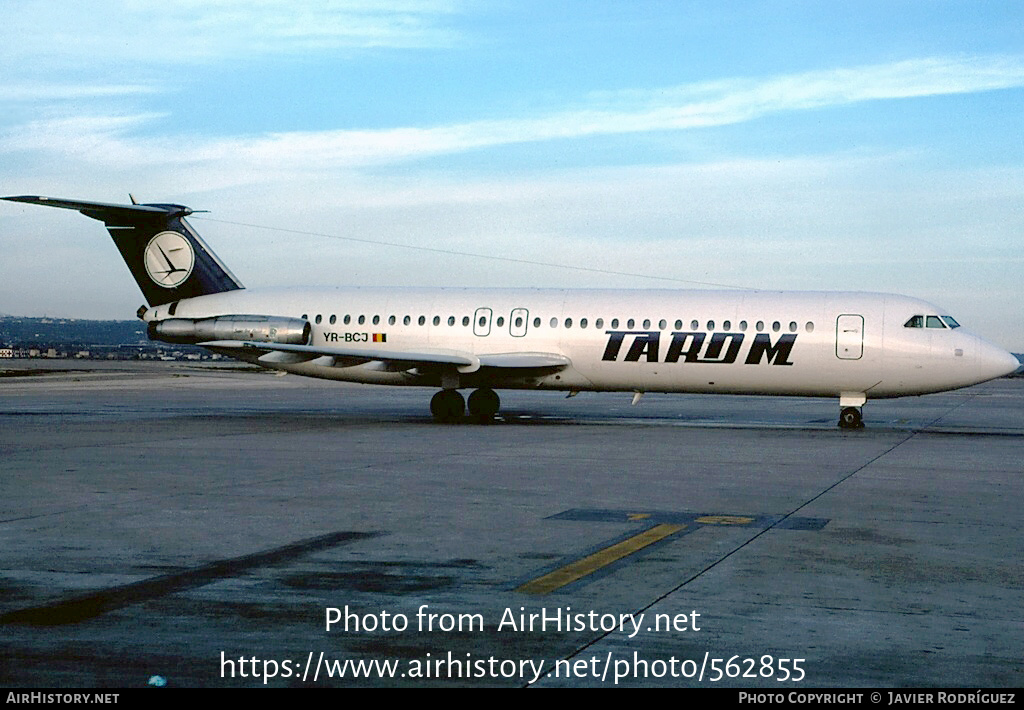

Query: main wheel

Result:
[430,389,465,423]
[838,406,864,429]
[467,388,500,423]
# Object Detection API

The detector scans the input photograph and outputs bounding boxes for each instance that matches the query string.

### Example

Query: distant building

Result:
[0,347,12,358]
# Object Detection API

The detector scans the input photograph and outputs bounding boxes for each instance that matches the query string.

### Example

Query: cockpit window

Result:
[941,316,960,328]
[926,316,945,328]
[904,315,924,328]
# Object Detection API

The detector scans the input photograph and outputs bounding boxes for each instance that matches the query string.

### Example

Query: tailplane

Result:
[2,195,243,307]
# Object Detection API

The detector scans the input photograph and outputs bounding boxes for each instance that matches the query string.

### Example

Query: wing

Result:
[199,340,570,374]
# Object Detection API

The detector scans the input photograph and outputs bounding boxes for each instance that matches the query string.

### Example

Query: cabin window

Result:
[388,315,395,325]
[534,317,541,328]
[495,316,504,327]
[611,318,619,328]
[806,322,815,332]
[358,315,365,325]
[315,314,322,324]
[643,319,651,329]
[627,319,635,329]
[659,319,666,330]
[580,318,588,329]
[515,316,523,328]
[707,320,715,330]
[419,316,426,326]
[904,315,924,328]
[463,316,470,327]
[789,321,798,332]
[431,316,439,326]
[723,320,731,331]
[301,313,308,320]
[691,320,699,330]
[596,318,604,329]
[550,317,558,328]
[403,315,411,326]
[564,318,573,328]
[448,316,456,326]
[772,321,780,332]
[739,320,747,331]
[941,316,961,328]
[329,315,336,325]
[675,320,682,330]
[372,315,380,325]
[926,316,945,328]
[344,315,351,325]
[756,321,764,332]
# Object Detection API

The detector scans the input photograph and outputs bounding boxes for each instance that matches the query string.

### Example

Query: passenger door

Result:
[836,314,864,360]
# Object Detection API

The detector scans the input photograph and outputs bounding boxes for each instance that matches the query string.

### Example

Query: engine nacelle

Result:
[149,315,311,345]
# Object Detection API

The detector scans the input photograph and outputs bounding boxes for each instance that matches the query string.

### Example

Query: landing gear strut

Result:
[467,388,500,423]
[838,406,864,429]
[430,389,465,423]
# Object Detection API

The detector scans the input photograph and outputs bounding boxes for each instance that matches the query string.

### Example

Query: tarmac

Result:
[0,360,1021,687]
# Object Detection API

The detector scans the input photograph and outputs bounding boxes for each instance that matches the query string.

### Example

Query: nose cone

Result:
[976,340,1021,382]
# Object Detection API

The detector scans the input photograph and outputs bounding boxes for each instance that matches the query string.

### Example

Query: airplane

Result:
[3,194,1019,428]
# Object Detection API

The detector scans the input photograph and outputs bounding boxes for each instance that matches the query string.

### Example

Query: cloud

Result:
[0,0,464,71]
[3,55,1023,177]
[0,84,162,103]
[182,55,1024,170]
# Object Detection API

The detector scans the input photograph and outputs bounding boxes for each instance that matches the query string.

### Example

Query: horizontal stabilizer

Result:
[3,194,241,307]
[3,195,191,223]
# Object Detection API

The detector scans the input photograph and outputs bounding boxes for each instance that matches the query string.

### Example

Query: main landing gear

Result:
[467,388,500,422]
[430,388,501,423]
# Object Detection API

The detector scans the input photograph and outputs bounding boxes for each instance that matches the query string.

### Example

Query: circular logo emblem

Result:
[143,231,195,288]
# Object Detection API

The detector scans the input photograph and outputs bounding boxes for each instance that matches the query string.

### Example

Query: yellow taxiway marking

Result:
[694,515,754,525]
[516,523,686,595]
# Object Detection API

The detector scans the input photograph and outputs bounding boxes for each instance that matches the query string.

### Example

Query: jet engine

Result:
[148,315,311,345]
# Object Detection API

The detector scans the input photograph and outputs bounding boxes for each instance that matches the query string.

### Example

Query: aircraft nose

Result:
[976,339,1020,381]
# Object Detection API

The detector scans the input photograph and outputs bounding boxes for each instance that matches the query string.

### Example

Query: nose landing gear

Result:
[838,393,866,430]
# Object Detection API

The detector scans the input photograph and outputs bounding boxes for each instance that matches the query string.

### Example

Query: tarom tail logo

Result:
[143,231,195,288]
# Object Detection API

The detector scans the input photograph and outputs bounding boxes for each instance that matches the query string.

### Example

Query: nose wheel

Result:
[838,406,864,429]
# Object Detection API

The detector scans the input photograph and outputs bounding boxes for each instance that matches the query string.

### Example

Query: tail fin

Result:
[2,195,243,307]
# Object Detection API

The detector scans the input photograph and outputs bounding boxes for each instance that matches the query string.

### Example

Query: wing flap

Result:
[200,340,480,370]
[477,352,571,369]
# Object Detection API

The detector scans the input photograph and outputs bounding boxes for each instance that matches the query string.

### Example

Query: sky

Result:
[1,1,1022,350]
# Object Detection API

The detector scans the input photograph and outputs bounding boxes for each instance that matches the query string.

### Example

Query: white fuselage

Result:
[144,287,1018,400]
